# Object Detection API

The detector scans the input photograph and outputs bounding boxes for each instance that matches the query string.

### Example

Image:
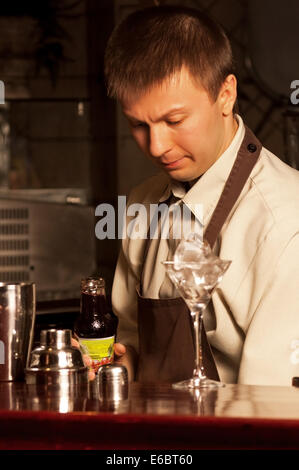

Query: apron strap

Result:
[205,125,262,247]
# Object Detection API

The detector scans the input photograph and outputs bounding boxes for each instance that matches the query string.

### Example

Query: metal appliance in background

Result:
[247,0,299,169]
[0,188,96,305]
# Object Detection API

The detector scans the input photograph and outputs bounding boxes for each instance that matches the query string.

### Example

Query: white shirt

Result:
[112,116,299,386]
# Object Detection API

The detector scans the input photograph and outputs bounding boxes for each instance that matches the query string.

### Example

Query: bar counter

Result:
[0,380,299,450]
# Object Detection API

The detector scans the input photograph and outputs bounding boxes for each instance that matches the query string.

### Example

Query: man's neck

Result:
[186,115,239,186]
[222,114,239,155]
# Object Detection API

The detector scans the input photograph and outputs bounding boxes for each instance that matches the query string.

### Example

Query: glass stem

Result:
[191,309,206,381]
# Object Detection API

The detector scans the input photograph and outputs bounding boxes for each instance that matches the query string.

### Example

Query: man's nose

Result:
[148,126,172,158]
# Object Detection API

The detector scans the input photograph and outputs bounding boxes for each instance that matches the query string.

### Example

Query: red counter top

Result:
[0,381,298,450]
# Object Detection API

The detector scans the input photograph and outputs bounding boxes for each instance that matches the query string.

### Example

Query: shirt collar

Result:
[159,115,245,224]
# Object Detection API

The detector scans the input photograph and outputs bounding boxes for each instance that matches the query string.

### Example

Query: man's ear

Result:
[218,74,237,116]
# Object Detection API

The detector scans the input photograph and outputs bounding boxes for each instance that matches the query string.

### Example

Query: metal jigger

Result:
[97,363,129,410]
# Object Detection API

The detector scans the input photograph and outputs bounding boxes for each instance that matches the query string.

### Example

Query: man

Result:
[105,6,299,386]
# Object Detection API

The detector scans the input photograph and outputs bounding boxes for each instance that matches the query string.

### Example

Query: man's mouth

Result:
[161,156,187,169]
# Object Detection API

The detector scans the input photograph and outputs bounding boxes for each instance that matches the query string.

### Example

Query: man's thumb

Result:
[114,342,126,357]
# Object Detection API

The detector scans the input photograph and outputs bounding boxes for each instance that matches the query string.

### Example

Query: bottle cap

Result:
[81,277,105,295]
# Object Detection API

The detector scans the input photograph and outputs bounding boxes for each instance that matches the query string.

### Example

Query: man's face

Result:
[121,67,236,182]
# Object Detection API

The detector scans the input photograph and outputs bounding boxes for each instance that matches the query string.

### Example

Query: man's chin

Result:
[162,167,201,183]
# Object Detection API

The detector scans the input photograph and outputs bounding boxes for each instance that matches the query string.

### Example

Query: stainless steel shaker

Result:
[25,329,88,388]
[0,282,36,381]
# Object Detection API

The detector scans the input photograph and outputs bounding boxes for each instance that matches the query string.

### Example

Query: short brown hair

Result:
[104,5,234,103]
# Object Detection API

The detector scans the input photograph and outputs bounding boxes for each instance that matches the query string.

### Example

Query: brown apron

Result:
[136,126,262,383]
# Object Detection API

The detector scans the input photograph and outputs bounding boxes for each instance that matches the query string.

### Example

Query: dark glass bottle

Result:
[74,277,116,373]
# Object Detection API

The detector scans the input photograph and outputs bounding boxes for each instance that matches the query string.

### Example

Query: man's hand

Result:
[71,337,96,381]
[114,342,126,362]
[114,342,137,383]
[71,338,137,382]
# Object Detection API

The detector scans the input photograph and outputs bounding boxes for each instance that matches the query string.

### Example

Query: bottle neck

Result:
[80,292,107,318]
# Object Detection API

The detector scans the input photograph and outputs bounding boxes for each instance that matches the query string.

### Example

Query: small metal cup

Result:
[98,363,128,402]
[0,282,36,381]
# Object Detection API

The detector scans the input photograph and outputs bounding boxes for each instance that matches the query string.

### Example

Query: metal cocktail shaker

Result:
[25,329,88,388]
[0,282,36,381]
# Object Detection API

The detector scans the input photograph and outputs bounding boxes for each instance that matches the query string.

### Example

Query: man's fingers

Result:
[83,354,92,367]
[72,338,95,381]
[71,337,80,349]
[72,337,124,382]
[114,342,126,357]
[88,369,96,381]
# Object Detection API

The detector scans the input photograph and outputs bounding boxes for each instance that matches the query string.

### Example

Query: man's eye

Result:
[130,122,147,128]
[166,120,182,126]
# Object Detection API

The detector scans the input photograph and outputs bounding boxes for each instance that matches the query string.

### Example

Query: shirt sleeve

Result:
[238,232,299,386]
[111,240,140,353]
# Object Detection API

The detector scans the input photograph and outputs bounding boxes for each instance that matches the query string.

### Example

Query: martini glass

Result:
[162,235,231,389]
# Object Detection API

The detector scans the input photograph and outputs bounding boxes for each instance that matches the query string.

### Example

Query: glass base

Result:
[172,377,225,390]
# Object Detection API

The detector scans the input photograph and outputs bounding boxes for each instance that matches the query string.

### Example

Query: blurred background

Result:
[0,0,298,329]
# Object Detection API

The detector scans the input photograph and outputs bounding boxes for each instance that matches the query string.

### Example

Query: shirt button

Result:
[247,143,257,153]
